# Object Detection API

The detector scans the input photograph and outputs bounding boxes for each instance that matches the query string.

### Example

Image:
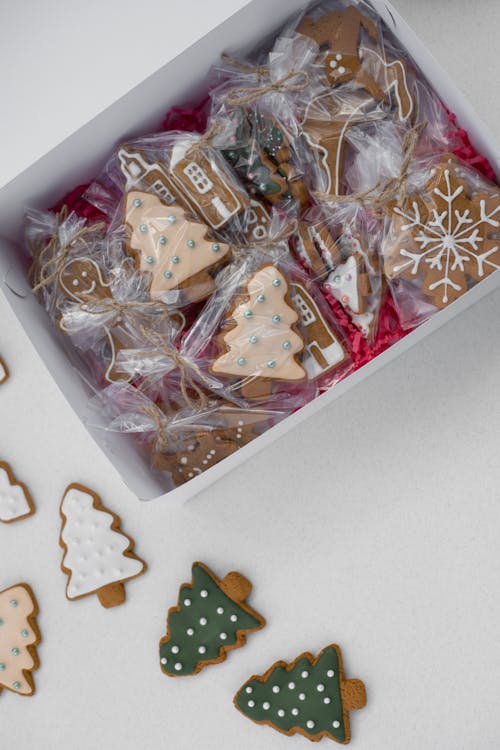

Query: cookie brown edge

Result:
[209,262,308,389]
[0,356,9,384]
[159,561,266,677]
[59,482,147,604]
[0,582,41,697]
[233,643,365,744]
[0,461,35,524]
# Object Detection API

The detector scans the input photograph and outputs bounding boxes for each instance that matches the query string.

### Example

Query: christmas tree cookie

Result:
[0,356,9,384]
[59,483,147,608]
[212,265,306,399]
[234,644,366,744]
[159,562,265,676]
[0,461,35,524]
[125,190,231,302]
[0,583,41,696]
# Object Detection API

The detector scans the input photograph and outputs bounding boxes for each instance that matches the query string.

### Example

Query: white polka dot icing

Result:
[60,486,145,599]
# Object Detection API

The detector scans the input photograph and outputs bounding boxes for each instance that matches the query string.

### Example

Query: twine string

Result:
[137,326,211,410]
[221,53,269,79]
[140,404,170,453]
[31,207,106,294]
[314,121,427,214]
[226,70,310,106]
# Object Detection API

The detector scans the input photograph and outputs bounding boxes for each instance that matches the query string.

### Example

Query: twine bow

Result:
[226,70,310,106]
[77,293,173,324]
[30,207,106,294]
[221,53,269,79]
[314,121,427,215]
[137,326,212,410]
[141,403,171,453]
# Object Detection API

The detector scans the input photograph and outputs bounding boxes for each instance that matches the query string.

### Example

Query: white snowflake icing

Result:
[391,169,500,305]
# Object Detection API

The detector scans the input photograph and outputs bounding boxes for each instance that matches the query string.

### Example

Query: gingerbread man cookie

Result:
[384,160,500,308]
[152,407,269,485]
[211,265,306,399]
[125,190,231,303]
[298,6,382,98]
[58,257,138,383]
[0,461,35,524]
[59,483,147,608]
[0,583,41,697]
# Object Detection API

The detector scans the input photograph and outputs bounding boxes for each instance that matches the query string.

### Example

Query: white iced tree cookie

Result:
[59,484,147,608]
[0,583,41,696]
[0,461,35,524]
[212,265,306,398]
[125,190,231,302]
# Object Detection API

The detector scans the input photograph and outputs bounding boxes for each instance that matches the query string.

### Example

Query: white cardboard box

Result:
[1,0,499,502]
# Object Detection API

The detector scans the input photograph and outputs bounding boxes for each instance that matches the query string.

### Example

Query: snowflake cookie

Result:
[234,644,366,744]
[384,159,500,308]
[159,562,265,676]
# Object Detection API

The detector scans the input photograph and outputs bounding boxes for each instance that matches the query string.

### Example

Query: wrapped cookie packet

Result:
[22,0,499,493]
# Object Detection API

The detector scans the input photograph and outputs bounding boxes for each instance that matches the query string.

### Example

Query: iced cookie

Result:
[234,644,366,744]
[212,265,306,399]
[159,562,265,676]
[0,461,35,524]
[125,191,231,303]
[0,583,41,696]
[59,483,147,608]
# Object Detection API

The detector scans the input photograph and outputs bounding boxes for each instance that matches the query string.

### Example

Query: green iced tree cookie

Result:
[234,644,366,744]
[159,562,265,676]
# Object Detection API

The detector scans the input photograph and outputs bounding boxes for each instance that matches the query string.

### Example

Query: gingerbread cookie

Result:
[118,146,177,204]
[59,483,146,608]
[0,583,41,697]
[0,356,9,384]
[294,222,340,277]
[0,461,35,524]
[325,254,371,315]
[298,6,382,97]
[384,160,500,308]
[152,408,269,484]
[125,191,231,302]
[211,265,306,399]
[234,644,366,744]
[58,256,140,383]
[360,47,414,122]
[244,199,272,243]
[159,562,265,676]
[169,139,245,230]
[290,283,347,379]
[302,91,374,196]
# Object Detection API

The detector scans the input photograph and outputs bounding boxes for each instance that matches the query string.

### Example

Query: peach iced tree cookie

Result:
[125,190,231,302]
[234,644,366,744]
[212,265,306,399]
[159,562,265,676]
[0,583,41,696]
[0,461,35,524]
[384,159,500,308]
[59,483,146,608]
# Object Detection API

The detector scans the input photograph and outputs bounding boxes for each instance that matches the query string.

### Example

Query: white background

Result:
[1,1,500,748]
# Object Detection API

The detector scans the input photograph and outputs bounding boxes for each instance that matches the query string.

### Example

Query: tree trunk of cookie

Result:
[219,572,252,603]
[97,581,126,608]
[341,678,367,711]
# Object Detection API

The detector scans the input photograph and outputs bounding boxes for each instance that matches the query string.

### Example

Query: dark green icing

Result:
[160,564,262,676]
[235,646,346,742]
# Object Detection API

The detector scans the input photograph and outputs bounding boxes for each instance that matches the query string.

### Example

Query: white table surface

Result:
[1,2,500,749]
